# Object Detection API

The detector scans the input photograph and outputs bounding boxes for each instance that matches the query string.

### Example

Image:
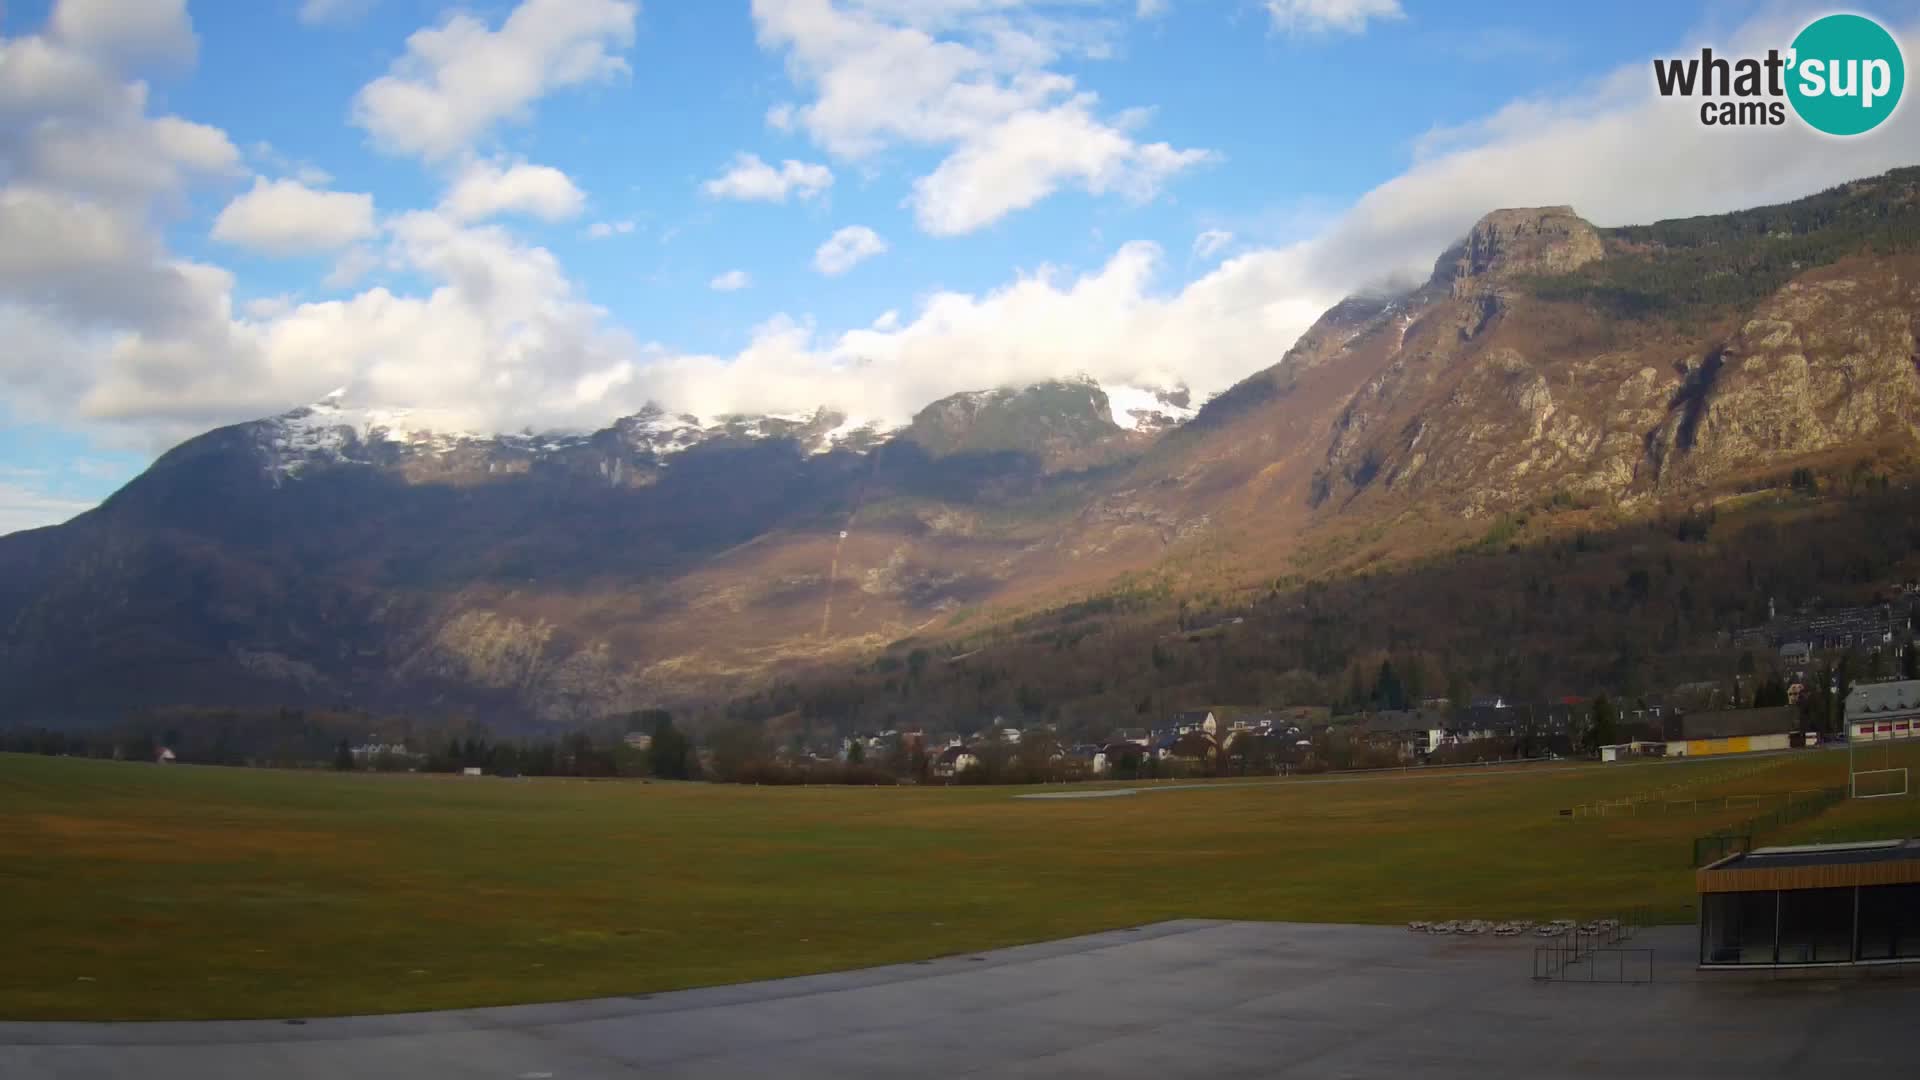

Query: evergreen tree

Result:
[1373,660,1407,711]
[650,714,692,780]
[1903,635,1919,680]
[333,737,354,771]
[1584,695,1618,753]
[1753,676,1790,708]
[1834,652,1859,733]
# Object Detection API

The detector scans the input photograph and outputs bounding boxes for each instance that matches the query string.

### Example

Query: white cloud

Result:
[1192,228,1232,259]
[248,141,335,187]
[909,97,1214,235]
[1265,0,1405,35]
[813,225,887,275]
[1137,0,1170,17]
[0,480,96,536]
[65,209,647,439]
[244,295,295,320]
[212,178,377,255]
[49,0,197,69]
[351,0,637,161]
[323,245,381,291]
[441,158,586,223]
[701,152,834,202]
[0,39,241,203]
[587,219,636,238]
[751,0,1210,234]
[709,269,753,291]
[299,0,379,26]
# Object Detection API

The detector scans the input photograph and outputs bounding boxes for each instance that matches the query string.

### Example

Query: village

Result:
[807,592,1920,783]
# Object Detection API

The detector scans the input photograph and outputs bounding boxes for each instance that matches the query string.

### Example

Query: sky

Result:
[2,0,1918,534]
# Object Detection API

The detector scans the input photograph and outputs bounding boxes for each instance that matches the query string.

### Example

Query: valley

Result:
[4,168,1920,734]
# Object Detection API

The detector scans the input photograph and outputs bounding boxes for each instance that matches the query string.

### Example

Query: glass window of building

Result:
[1702,891,1778,965]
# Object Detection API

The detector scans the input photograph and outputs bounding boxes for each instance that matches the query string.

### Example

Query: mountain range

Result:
[5,167,1920,730]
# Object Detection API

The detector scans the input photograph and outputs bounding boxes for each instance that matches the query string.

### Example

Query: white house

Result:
[932,745,979,778]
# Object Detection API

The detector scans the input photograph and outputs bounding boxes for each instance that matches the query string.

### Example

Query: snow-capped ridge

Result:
[1104,383,1196,432]
[258,394,906,477]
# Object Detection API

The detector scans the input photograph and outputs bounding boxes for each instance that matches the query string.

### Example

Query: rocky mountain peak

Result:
[1436,206,1604,297]
[904,378,1121,459]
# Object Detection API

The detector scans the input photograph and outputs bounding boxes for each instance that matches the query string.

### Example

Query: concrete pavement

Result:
[5,920,1918,1078]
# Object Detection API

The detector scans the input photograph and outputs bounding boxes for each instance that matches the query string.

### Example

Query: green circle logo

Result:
[1787,14,1905,136]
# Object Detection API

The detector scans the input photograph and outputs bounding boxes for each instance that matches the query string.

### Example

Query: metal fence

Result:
[1532,947,1656,984]
[1689,786,1846,866]
[1529,910,1651,982]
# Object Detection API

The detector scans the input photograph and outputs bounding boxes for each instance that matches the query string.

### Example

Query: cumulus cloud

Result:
[586,219,636,238]
[212,178,377,255]
[67,208,647,439]
[49,0,197,69]
[350,0,636,160]
[813,225,887,275]
[1192,228,1232,259]
[701,152,834,202]
[441,158,586,222]
[1266,0,1405,35]
[709,269,753,291]
[244,295,296,320]
[911,98,1213,235]
[751,0,1211,234]
[0,28,240,204]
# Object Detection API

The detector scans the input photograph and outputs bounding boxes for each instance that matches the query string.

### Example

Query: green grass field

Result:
[2,747,1916,1021]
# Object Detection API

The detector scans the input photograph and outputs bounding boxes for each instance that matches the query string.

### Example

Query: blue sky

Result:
[2,0,1918,533]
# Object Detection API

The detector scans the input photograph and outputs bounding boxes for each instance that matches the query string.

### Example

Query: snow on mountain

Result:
[254,377,1190,481]
[1104,384,1197,432]
[261,393,499,475]
[811,415,892,455]
[257,393,906,478]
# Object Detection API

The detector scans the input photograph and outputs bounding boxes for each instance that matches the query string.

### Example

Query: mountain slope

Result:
[0,379,1186,725]
[6,168,1920,728]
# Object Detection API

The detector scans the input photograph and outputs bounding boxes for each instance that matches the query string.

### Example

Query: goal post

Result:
[1847,718,1919,800]
[1850,767,1909,800]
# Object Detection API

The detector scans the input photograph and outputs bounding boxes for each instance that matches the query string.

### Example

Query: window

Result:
[1857,884,1920,961]
[1702,891,1777,965]
[1778,888,1854,963]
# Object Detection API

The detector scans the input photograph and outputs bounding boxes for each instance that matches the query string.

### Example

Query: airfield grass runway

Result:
[2,746,1915,1021]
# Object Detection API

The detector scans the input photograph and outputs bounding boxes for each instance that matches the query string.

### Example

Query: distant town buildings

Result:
[1846,679,1920,741]
[1661,706,1801,757]
[1736,599,1911,655]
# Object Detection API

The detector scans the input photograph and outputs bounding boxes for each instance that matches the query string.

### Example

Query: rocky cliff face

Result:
[1651,265,1920,487]
[1296,175,1920,518]
[1439,206,1605,297]
[902,378,1125,462]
